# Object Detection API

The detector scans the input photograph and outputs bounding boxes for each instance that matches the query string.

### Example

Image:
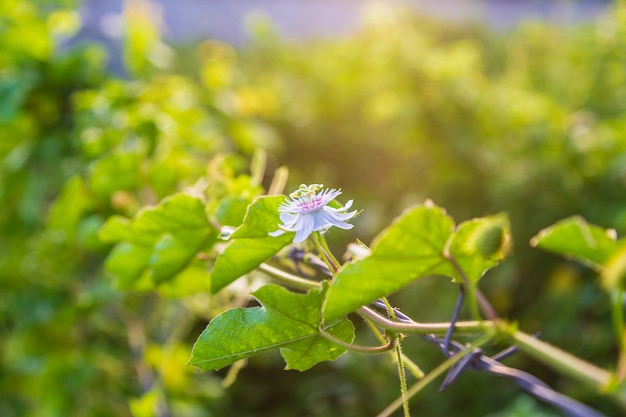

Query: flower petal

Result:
[339,199,353,211]
[323,206,357,221]
[269,229,286,237]
[293,214,315,243]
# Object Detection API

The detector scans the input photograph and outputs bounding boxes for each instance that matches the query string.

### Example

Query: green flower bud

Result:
[470,223,507,258]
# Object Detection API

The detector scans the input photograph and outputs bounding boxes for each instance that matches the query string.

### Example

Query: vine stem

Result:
[257,263,619,398]
[358,306,493,334]
[362,318,424,379]
[509,330,614,391]
[317,326,395,353]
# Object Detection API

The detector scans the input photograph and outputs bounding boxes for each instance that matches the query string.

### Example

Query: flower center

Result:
[297,195,323,213]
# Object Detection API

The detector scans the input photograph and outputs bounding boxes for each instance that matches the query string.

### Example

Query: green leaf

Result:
[189,284,354,372]
[446,213,511,283]
[0,73,32,123]
[324,204,511,320]
[104,242,152,289]
[211,235,293,293]
[214,196,252,227]
[530,216,620,270]
[231,195,289,239]
[211,195,293,293]
[46,175,92,244]
[323,202,455,320]
[89,152,141,198]
[148,232,208,283]
[132,195,211,242]
[102,194,215,289]
[98,215,132,243]
[157,263,212,298]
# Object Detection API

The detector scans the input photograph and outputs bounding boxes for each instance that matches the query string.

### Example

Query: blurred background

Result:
[1,0,625,416]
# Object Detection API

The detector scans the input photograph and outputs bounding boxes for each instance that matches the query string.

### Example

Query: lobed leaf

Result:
[102,194,215,289]
[189,283,354,372]
[323,202,455,320]
[324,203,512,320]
[211,195,294,293]
[446,213,511,283]
[98,215,132,243]
[531,216,620,270]
[230,195,289,239]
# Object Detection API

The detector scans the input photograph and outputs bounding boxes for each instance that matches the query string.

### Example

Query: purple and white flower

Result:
[269,184,357,243]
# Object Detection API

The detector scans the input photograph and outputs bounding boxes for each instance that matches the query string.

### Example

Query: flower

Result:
[269,184,357,243]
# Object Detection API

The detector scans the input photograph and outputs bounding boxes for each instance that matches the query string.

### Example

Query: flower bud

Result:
[470,223,507,257]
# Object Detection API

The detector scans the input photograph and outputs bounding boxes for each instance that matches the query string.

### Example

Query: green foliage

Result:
[0,1,273,415]
[190,283,354,372]
[324,203,509,320]
[102,193,216,290]
[531,216,621,271]
[4,1,626,416]
[532,215,626,294]
[211,196,293,293]
[449,214,511,279]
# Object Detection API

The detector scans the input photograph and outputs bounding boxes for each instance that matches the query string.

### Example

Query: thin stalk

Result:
[258,263,320,290]
[509,330,613,391]
[611,290,626,382]
[465,283,482,322]
[612,290,625,347]
[380,296,398,321]
[312,232,341,273]
[617,330,626,383]
[318,232,342,271]
[394,337,410,417]
[377,334,493,417]
[362,317,425,379]
[475,288,499,321]
[446,254,493,320]
[380,296,410,416]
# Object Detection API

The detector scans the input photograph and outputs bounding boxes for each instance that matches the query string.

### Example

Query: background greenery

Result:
[1,0,625,415]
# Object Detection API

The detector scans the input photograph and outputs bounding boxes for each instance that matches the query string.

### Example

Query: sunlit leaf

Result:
[214,196,252,227]
[323,202,455,320]
[230,195,288,239]
[190,283,354,371]
[157,263,211,298]
[105,241,152,289]
[324,204,511,320]
[446,213,511,283]
[531,216,620,270]
[103,194,215,288]
[46,176,92,243]
[211,236,292,293]
[211,195,293,293]
[98,215,132,243]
